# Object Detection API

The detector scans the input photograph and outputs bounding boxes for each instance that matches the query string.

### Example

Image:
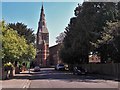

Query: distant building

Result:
[89,52,101,63]
[49,44,62,66]
[36,4,49,67]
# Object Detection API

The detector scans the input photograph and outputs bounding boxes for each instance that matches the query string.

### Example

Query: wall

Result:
[81,63,120,78]
[49,44,61,66]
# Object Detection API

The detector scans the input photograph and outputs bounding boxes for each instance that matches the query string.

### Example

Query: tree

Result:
[96,21,120,63]
[8,22,35,44]
[59,2,119,64]
[56,32,66,44]
[59,17,80,64]
[1,21,36,64]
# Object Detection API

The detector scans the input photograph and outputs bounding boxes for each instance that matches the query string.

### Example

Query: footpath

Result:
[1,71,31,89]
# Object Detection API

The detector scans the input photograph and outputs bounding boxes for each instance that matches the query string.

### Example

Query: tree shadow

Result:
[12,70,119,83]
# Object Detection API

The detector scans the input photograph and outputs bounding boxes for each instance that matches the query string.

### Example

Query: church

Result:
[36,4,49,67]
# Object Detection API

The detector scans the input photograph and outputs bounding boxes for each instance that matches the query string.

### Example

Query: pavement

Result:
[1,70,31,89]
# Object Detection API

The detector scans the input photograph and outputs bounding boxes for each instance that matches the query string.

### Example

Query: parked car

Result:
[55,64,65,70]
[34,66,40,72]
[73,66,87,75]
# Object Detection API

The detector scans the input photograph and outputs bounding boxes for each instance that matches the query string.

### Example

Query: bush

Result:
[4,62,13,71]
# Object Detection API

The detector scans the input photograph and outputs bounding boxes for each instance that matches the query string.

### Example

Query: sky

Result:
[2,1,84,47]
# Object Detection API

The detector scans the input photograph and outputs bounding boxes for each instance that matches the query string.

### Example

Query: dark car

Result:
[55,64,65,70]
[34,66,40,72]
[73,66,87,75]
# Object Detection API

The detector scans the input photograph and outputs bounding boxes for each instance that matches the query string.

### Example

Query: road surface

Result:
[1,68,119,89]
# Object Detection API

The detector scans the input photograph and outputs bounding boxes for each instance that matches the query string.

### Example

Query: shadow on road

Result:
[12,68,119,83]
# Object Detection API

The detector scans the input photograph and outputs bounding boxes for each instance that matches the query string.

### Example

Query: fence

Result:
[81,63,120,78]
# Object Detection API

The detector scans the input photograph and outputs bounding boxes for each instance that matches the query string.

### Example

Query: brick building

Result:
[49,44,62,66]
[36,4,49,67]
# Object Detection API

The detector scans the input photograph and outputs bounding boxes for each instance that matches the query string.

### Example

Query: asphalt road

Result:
[29,68,119,88]
[1,68,119,89]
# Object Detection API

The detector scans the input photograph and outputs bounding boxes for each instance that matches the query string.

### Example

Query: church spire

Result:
[38,3,47,33]
[40,3,44,21]
[40,3,46,25]
[41,2,44,11]
[36,2,49,67]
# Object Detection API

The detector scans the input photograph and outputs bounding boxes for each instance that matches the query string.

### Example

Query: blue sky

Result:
[2,2,83,47]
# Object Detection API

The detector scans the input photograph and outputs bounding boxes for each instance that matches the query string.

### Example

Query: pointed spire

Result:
[41,2,44,11]
[40,2,45,21]
[37,2,48,34]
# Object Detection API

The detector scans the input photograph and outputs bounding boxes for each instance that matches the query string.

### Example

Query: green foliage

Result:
[8,22,35,44]
[95,21,120,63]
[4,62,13,67]
[4,62,13,71]
[1,21,36,64]
[59,2,119,64]
[22,45,36,63]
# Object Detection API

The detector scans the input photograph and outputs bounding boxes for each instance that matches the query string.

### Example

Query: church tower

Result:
[36,4,49,67]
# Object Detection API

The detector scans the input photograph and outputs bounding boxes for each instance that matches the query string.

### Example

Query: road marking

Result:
[26,80,31,88]
[23,80,31,88]
[21,80,28,88]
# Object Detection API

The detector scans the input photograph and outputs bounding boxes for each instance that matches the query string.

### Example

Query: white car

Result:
[55,64,65,70]
[34,66,40,72]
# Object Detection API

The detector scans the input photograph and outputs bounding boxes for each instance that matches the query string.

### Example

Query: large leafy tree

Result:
[96,21,120,63]
[75,2,119,63]
[1,21,36,64]
[60,2,119,64]
[8,22,35,44]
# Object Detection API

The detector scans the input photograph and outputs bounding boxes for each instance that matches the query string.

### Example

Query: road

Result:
[1,68,119,89]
